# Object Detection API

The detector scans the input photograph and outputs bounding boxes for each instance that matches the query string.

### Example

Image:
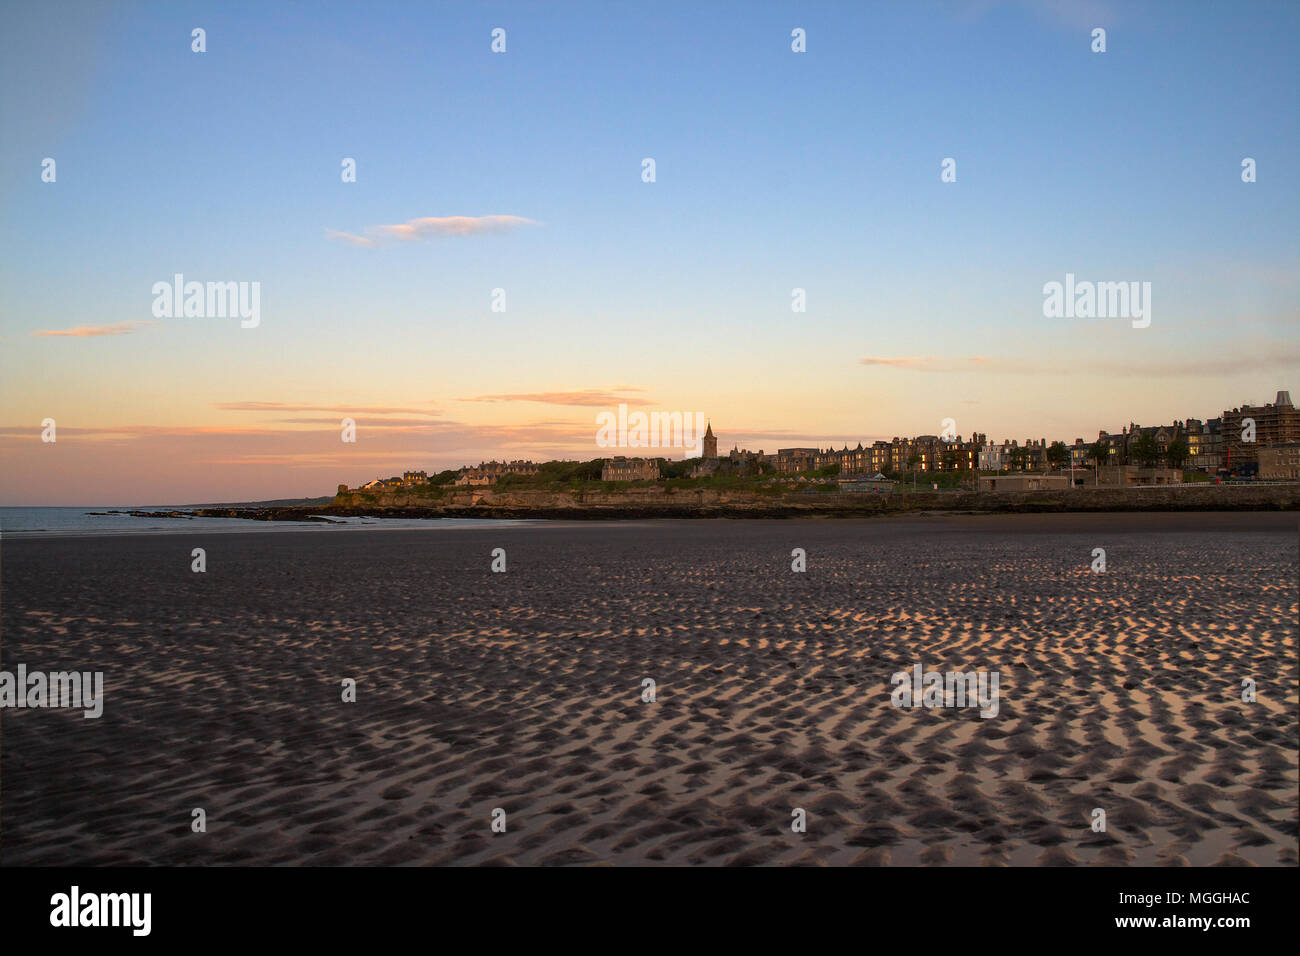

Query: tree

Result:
[660,458,694,479]
[1089,440,1108,468]
[907,454,922,472]
[1047,441,1069,470]
[1165,437,1189,470]
[942,451,958,472]
[1005,447,1026,472]
[1130,432,1160,467]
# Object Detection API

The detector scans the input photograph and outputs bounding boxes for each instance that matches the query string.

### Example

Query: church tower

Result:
[703,421,718,459]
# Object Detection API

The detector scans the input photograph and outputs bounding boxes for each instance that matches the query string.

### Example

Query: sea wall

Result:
[326,483,1300,519]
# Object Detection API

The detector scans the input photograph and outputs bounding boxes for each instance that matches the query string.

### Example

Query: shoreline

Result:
[206,483,1300,522]
[13,484,1299,527]
[5,511,1294,541]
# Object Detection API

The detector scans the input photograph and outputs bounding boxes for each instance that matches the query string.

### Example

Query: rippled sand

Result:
[2,513,1296,866]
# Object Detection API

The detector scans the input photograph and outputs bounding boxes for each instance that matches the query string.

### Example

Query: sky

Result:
[1,0,1297,505]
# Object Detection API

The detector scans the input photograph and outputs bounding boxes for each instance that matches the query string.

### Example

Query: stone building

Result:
[940,433,984,471]
[887,436,939,472]
[773,448,819,474]
[728,445,764,466]
[453,460,540,486]
[702,422,718,460]
[1092,424,1178,467]
[807,433,984,476]
[817,443,870,475]
[602,457,661,481]
[1020,438,1049,471]
[1259,441,1300,480]
[979,438,1046,472]
[1094,429,1125,466]
[1221,391,1299,469]
[1184,418,1223,473]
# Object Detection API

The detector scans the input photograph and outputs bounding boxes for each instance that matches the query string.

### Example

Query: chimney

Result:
[1277,390,1293,407]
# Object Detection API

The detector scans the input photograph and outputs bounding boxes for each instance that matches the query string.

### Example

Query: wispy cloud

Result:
[858,356,938,370]
[324,229,380,248]
[862,349,1300,376]
[458,389,653,407]
[327,215,539,247]
[859,355,1037,373]
[216,401,441,416]
[33,320,155,338]
[273,417,449,428]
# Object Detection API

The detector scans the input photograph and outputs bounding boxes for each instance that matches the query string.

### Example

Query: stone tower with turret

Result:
[703,421,718,459]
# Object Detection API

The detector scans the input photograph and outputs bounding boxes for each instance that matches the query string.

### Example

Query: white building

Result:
[977,442,1002,471]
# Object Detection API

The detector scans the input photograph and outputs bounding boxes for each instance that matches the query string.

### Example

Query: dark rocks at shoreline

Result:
[91,510,195,520]
[94,508,338,523]
[189,507,339,523]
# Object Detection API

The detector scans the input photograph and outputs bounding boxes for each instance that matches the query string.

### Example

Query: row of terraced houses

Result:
[691,389,1299,480]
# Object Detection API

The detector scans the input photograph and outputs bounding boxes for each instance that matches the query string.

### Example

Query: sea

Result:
[0,507,531,537]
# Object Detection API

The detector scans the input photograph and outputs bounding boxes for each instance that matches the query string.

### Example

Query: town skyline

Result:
[4,381,1296,506]
[2,1,1297,505]
[341,385,1298,496]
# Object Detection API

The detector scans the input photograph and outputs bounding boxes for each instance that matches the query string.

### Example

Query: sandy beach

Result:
[2,513,1296,866]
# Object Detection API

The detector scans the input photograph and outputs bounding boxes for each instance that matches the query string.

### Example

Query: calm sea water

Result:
[0,507,531,537]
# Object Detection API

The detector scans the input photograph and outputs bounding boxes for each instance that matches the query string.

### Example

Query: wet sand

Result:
[2,513,1296,866]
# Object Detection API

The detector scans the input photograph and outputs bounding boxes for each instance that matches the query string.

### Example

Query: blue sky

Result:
[1,0,1297,503]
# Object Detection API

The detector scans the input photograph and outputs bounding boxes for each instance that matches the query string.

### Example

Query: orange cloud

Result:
[327,215,538,247]
[216,401,442,416]
[458,389,653,407]
[323,229,379,247]
[32,321,155,337]
[861,350,1300,376]
[858,356,937,369]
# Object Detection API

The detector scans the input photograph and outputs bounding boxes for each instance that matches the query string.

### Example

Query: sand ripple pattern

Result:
[2,514,1296,866]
